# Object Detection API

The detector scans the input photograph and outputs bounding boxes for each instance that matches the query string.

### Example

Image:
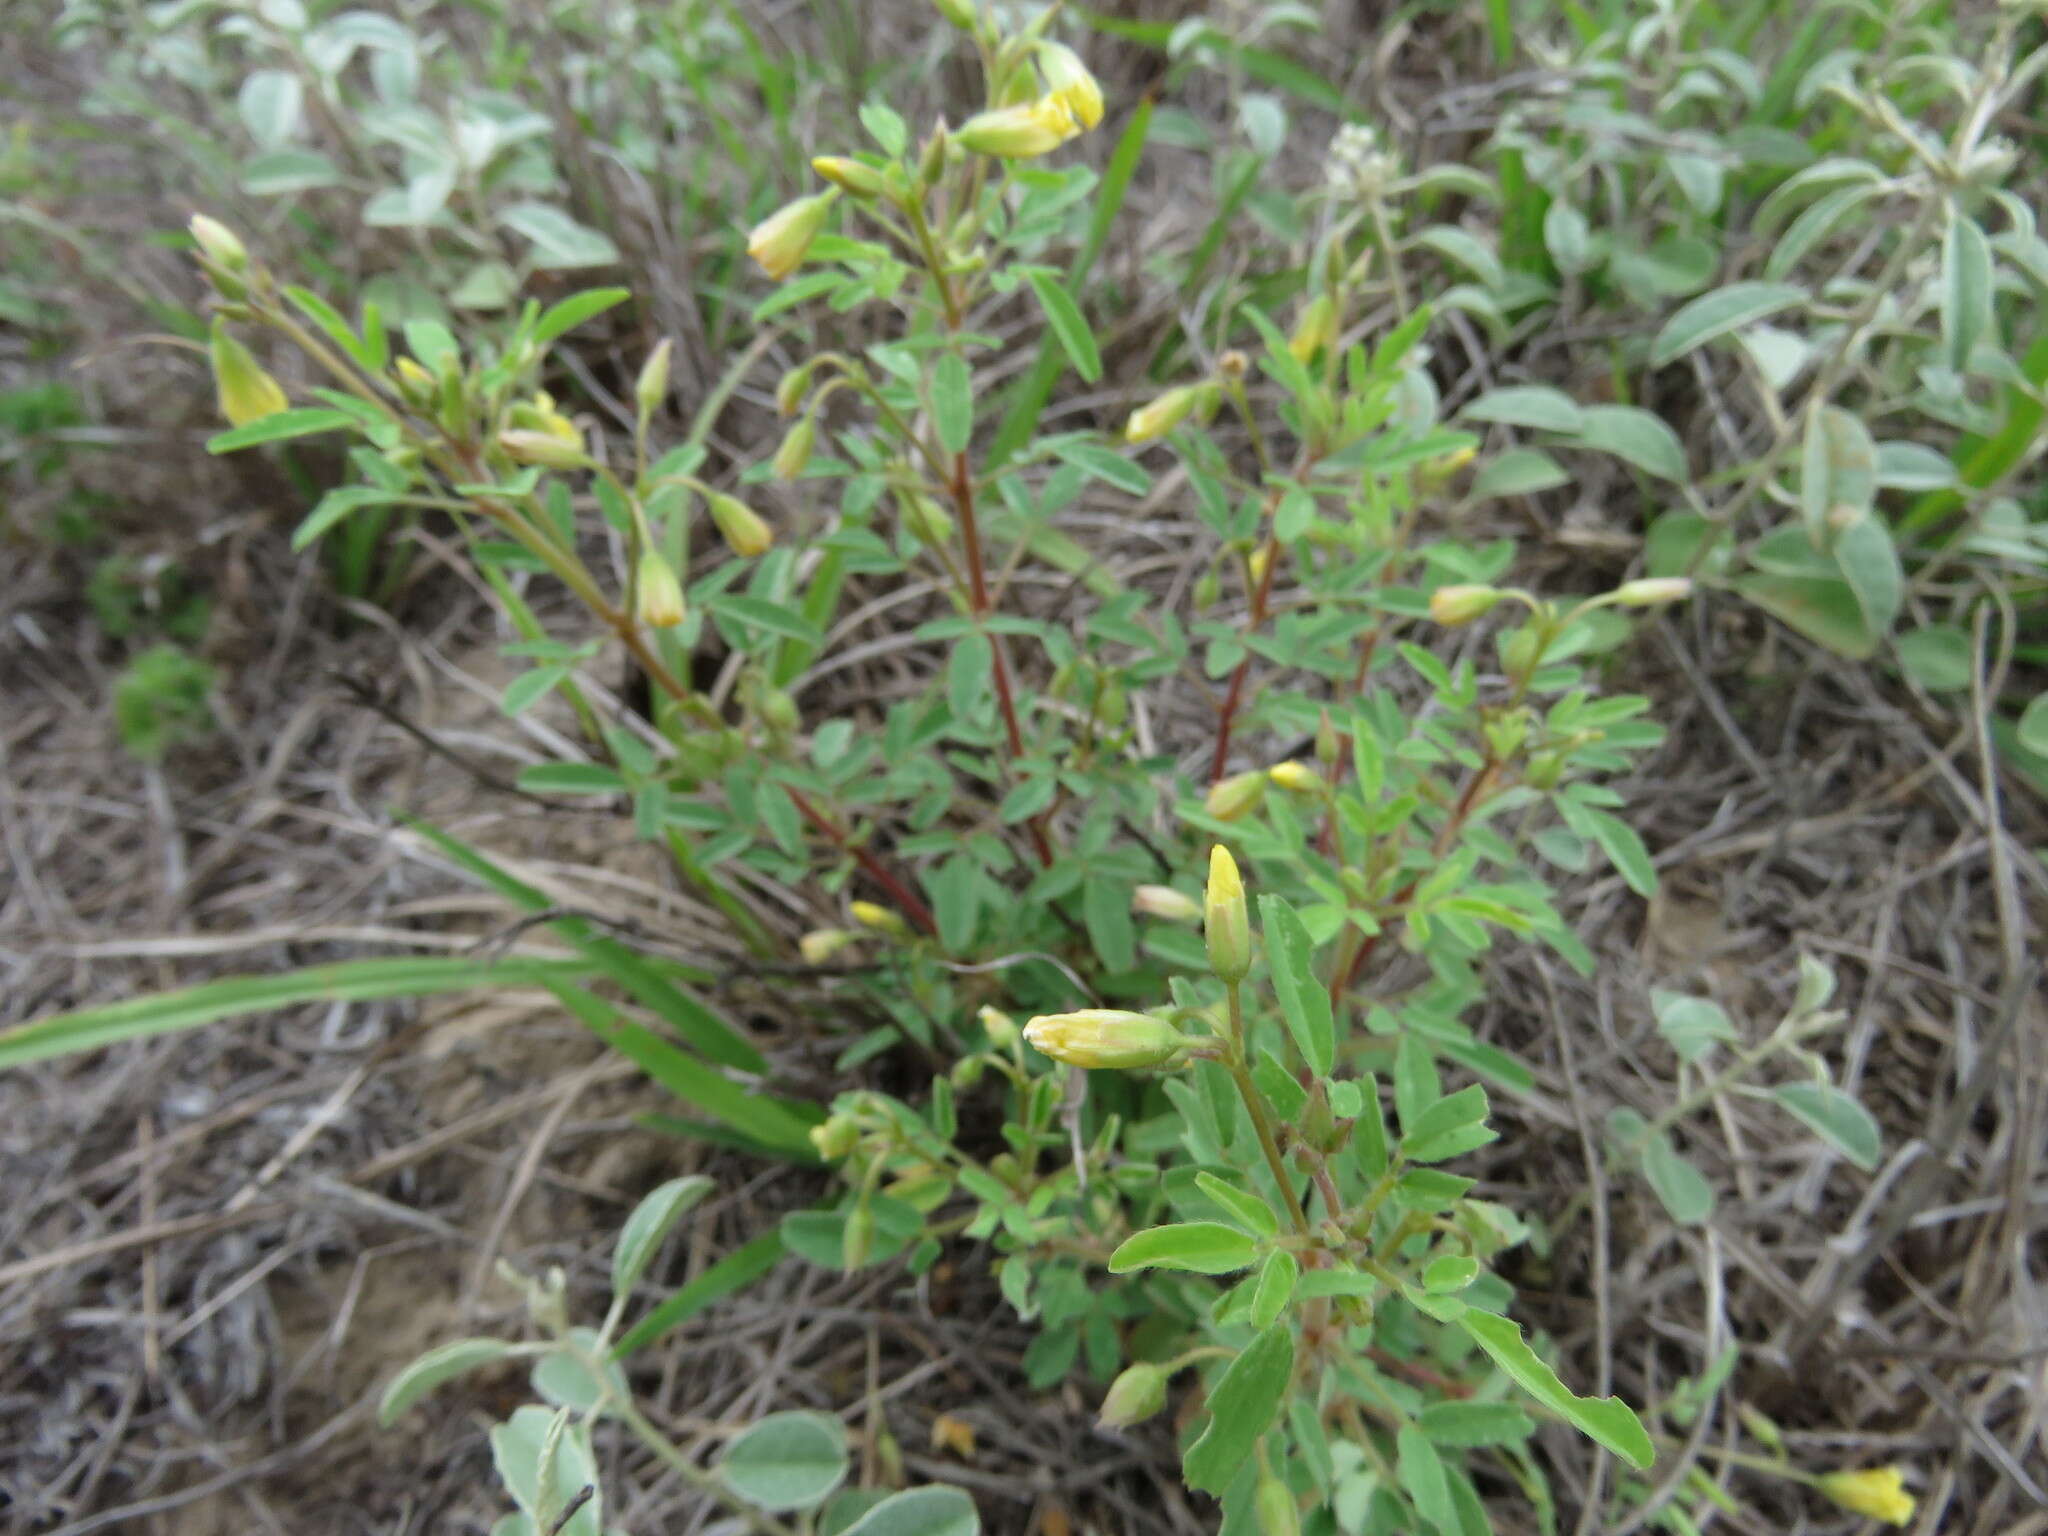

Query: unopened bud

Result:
[393,356,436,406]
[760,689,799,735]
[1815,1468,1916,1527]
[1247,543,1273,589]
[932,0,977,27]
[954,97,1083,159]
[1315,710,1340,765]
[978,1006,1019,1049]
[1287,292,1338,363]
[898,488,954,547]
[1268,760,1322,794]
[634,339,672,420]
[746,191,838,281]
[776,361,816,417]
[1204,844,1252,983]
[1132,885,1201,923]
[634,550,687,628]
[1204,769,1266,823]
[850,901,909,937]
[1429,583,1504,626]
[1218,349,1249,380]
[1125,385,1201,444]
[773,414,816,479]
[841,1202,875,1270]
[799,928,857,965]
[810,1113,860,1160]
[498,429,589,470]
[1023,1010,1188,1070]
[189,213,248,271]
[1255,1474,1300,1536]
[708,492,774,557]
[209,321,289,427]
[1612,576,1693,608]
[1097,1362,1169,1428]
[811,156,887,198]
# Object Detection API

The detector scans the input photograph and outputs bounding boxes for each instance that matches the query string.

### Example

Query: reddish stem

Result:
[949,448,1054,867]
[787,786,940,939]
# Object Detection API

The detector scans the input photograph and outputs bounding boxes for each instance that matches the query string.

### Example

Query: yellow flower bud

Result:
[1204,769,1267,823]
[1125,385,1200,444]
[1204,844,1252,983]
[707,492,774,558]
[393,356,436,405]
[633,550,687,628]
[809,1112,860,1160]
[1022,1009,1188,1070]
[209,321,288,427]
[1037,42,1104,131]
[1132,884,1201,923]
[1287,292,1338,363]
[1429,583,1504,627]
[498,429,589,470]
[188,213,247,272]
[851,901,909,937]
[811,156,887,198]
[978,1006,1019,1049]
[635,339,672,420]
[1248,542,1273,590]
[746,190,838,281]
[1816,1467,1915,1526]
[1416,443,1478,492]
[955,96,1083,159]
[1097,1362,1169,1428]
[773,414,816,479]
[799,928,856,965]
[776,361,817,417]
[1612,576,1693,608]
[841,1201,875,1270]
[1267,760,1323,794]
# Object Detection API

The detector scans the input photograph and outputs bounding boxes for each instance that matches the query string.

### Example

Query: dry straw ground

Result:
[3,5,2044,1534]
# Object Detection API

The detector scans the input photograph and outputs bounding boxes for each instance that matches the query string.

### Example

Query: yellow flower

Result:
[851,901,908,937]
[1023,1009,1187,1070]
[1204,845,1251,983]
[746,190,838,281]
[209,321,288,427]
[1816,1467,1915,1526]
[1038,42,1104,130]
[955,96,1083,158]
[1428,583,1504,627]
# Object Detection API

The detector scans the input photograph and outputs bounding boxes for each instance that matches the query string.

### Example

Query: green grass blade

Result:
[613,1228,786,1358]
[0,956,593,1070]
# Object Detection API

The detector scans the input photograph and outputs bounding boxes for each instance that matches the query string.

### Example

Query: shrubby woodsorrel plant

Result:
[9,1,1723,1529]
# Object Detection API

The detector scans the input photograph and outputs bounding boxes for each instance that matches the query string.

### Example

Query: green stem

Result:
[1226,983,1314,1239]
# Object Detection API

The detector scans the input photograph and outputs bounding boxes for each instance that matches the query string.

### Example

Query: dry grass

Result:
[3,5,2045,1534]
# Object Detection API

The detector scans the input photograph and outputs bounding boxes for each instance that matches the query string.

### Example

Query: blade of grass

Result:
[612,1228,786,1358]
[0,956,594,1070]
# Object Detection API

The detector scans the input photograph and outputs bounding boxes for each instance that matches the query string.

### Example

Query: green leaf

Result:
[611,1176,714,1299]
[858,100,908,157]
[1458,1311,1654,1468]
[242,148,340,195]
[932,352,973,455]
[1250,1249,1299,1331]
[1469,448,1569,500]
[292,486,409,550]
[533,287,631,346]
[1895,625,1974,693]
[1423,1255,1479,1293]
[1773,1081,1881,1170]
[1194,1172,1280,1239]
[719,1412,849,1512]
[1397,1423,1454,1531]
[1650,991,1738,1064]
[1735,572,1879,659]
[1183,1324,1296,1495]
[0,955,592,1070]
[1942,214,1994,371]
[500,203,621,270]
[518,762,627,796]
[491,1407,601,1536]
[1800,405,1877,541]
[1582,808,1656,896]
[1417,1400,1535,1447]
[1649,282,1806,366]
[378,1337,517,1424]
[712,595,825,646]
[1572,405,1687,482]
[838,1486,979,1536]
[1640,1134,1716,1224]
[1024,270,1101,383]
[1260,895,1334,1077]
[2018,692,2048,756]
[1835,516,1901,636]
[1459,386,1584,434]
[1107,1222,1259,1275]
[614,1230,785,1358]
[206,408,356,452]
